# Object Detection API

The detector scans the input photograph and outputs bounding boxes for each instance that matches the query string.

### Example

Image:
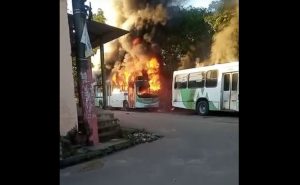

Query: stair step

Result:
[78,118,118,123]
[99,129,121,138]
[98,118,119,124]
[78,119,120,131]
[99,123,120,130]
[97,115,114,120]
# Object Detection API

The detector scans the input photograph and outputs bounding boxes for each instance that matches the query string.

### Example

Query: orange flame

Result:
[146,57,160,91]
[110,57,160,93]
[124,71,130,86]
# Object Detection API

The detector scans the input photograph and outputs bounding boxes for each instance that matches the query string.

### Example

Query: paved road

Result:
[60,110,238,185]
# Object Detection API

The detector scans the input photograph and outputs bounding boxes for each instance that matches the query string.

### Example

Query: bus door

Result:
[222,72,239,111]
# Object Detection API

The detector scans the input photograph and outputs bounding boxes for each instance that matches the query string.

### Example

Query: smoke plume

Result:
[210,12,238,64]
[177,0,239,69]
[103,0,174,86]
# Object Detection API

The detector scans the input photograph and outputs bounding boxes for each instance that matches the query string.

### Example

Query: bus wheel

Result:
[123,101,129,111]
[196,100,209,116]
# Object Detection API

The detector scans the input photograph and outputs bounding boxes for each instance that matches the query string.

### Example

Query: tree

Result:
[92,8,106,23]
[205,0,238,32]
[159,7,213,75]
[205,0,239,63]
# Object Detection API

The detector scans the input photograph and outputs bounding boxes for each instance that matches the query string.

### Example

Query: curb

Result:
[60,139,132,169]
[60,128,163,169]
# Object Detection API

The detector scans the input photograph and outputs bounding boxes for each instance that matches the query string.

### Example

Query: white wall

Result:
[60,0,78,136]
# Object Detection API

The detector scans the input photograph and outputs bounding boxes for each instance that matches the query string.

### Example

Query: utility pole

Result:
[100,43,107,109]
[72,0,99,145]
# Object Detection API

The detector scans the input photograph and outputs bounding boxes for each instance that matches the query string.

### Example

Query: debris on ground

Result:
[126,129,162,144]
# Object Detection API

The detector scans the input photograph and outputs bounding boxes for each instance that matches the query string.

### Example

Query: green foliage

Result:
[205,0,238,32]
[161,7,213,76]
[204,9,235,32]
[205,0,239,62]
[92,8,106,23]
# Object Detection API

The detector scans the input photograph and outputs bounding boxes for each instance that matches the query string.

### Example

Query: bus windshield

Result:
[136,80,158,98]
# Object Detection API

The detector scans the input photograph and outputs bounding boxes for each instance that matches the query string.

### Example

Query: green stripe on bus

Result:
[180,89,196,109]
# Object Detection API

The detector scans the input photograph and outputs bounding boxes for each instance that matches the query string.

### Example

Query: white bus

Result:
[94,76,159,110]
[172,61,239,115]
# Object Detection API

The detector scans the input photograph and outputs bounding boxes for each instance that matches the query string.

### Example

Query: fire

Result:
[108,36,162,93]
[110,56,160,93]
[124,71,130,86]
[132,37,142,46]
[112,73,117,83]
[112,88,121,94]
[112,72,126,91]
[146,57,160,91]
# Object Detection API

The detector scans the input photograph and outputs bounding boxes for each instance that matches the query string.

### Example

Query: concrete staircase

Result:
[77,106,122,143]
[96,108,122,142]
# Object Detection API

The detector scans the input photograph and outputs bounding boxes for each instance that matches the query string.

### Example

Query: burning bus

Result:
[94,56,161,110]
[106,75,159,109]
[93,76,159,110]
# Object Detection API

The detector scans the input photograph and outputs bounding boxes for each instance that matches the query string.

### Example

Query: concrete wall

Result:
[60,0,78,136]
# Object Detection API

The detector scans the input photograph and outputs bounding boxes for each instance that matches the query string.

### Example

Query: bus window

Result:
[188,72,205,88]
[175,75,187,89]
[223,74,230,91]
[232,73,238,91]
[174,76,179,89]
[206,70,218,87]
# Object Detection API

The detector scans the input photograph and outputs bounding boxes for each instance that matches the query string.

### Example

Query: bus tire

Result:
[123,101,129,111]
[196,100,209,116]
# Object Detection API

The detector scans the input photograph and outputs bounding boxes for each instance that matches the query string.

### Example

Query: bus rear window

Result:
[175,75,187,89]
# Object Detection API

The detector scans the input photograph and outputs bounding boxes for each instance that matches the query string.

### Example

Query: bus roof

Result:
[173,61,238,75]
